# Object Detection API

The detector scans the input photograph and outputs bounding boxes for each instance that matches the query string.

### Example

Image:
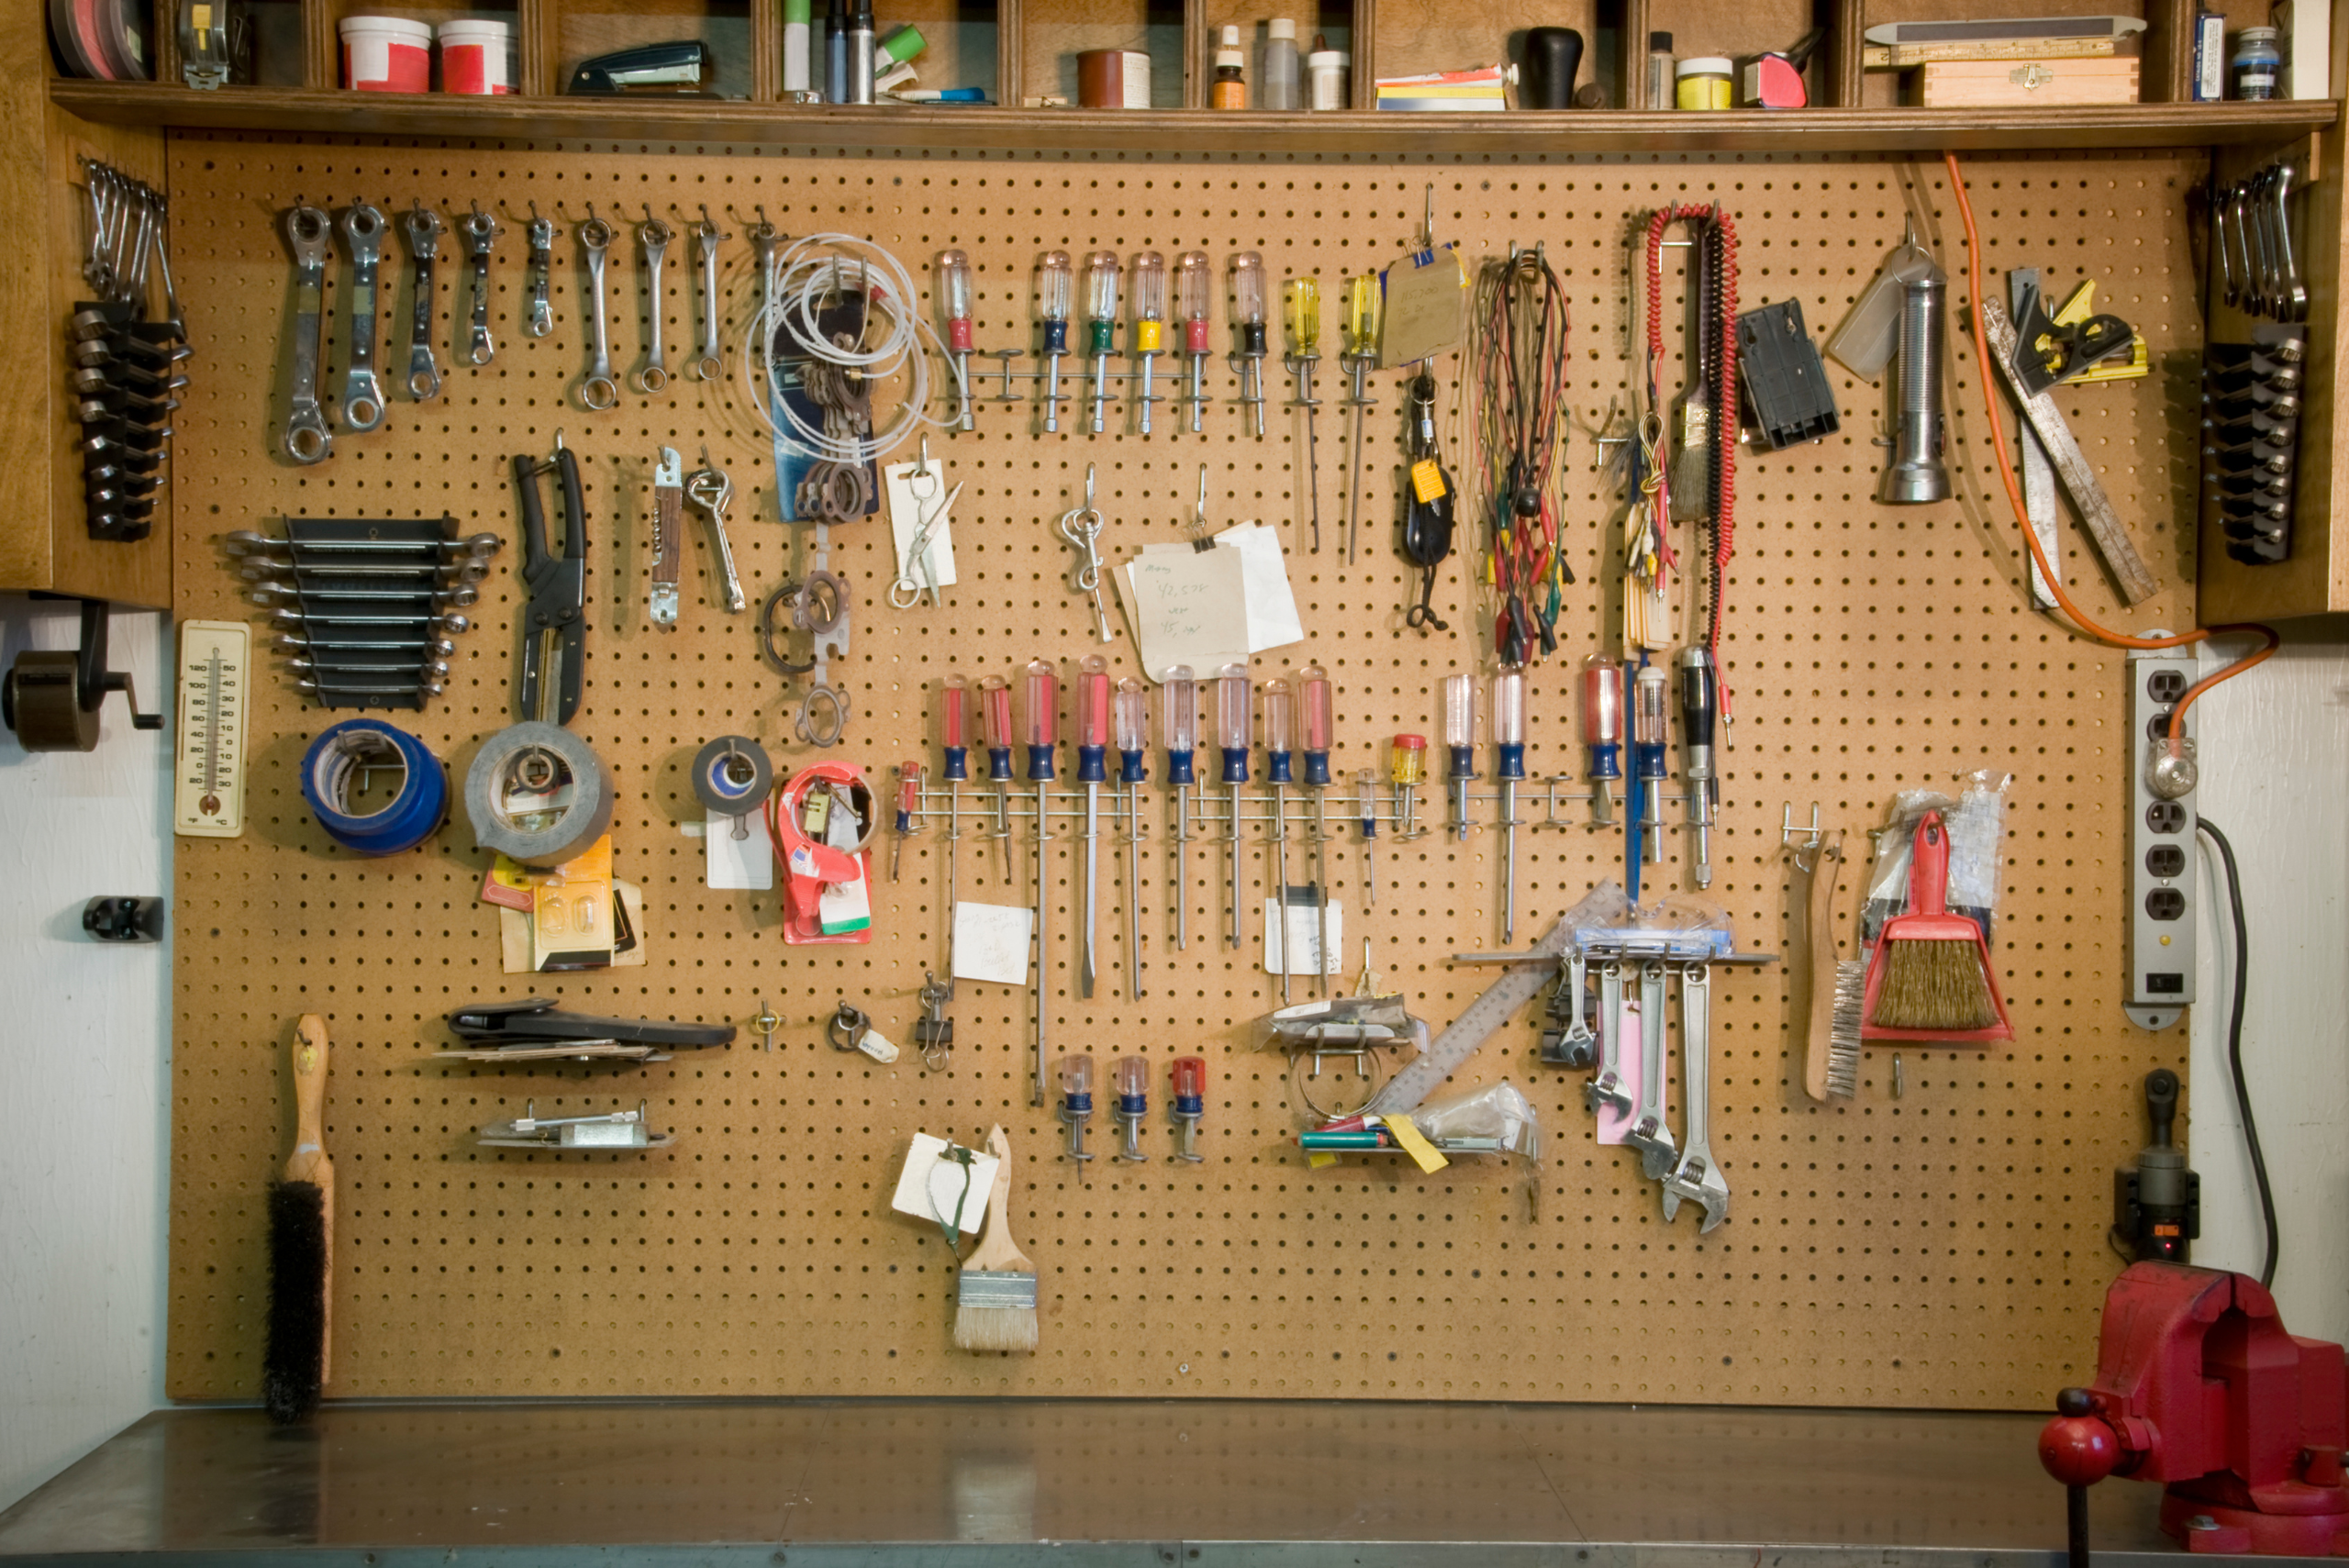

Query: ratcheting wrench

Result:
[685,450,746,613]
[461,204,497,365]
[402,203,444,400]
[337,201,387,432]
[635,209,672,395]
[692,207,728,381]
[526,206,556,338]
[283,205,334,463]
[576,210,619,410]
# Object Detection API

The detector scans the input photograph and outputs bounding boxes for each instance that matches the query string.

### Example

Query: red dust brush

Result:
[1862,810,2013,1044]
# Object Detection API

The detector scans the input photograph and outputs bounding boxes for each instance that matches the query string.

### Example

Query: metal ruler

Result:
[1980,295,2158,606]
[2007,270,2061,611]
[173,620,250,838]
[1361,884,1619,1118]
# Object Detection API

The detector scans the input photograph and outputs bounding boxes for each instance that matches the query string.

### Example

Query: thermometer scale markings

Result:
[173,620,250,838]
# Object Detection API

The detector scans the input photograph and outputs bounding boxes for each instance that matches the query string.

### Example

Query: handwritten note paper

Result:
[952,900,1035,986]
[1216,523,1305,652]
[1115,546,1251,683]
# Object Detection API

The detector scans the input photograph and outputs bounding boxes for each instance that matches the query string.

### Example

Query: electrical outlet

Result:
[2126,648,2197,1029]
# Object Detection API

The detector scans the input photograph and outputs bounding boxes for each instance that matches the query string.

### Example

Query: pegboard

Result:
[164,133,2205,1407]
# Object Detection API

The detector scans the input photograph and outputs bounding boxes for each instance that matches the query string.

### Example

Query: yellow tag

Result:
[1307,1151,1338,1170]
[191,2,211,27]
[1410,459,1446,505]
[1369,1114,1448,1174]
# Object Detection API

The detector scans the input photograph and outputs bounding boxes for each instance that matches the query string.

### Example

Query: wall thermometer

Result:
[173,619,250,838]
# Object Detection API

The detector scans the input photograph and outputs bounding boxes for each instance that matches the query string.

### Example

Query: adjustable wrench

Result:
[576,211,619,410]
[685,450,747,612]
[1625,960,1678,1179]
[1545,947,1596,1067]
[526,207,556,338]
[691,208,728,382]
[1584,958,1631,1117]
[1661,962,1728,1231]
[337,202,387,432]
[402,204,444,400]
[635,210,672,395]
[651,445,683,628]
[461,205,498,365]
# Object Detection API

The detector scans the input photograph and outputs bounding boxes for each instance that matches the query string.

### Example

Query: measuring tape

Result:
[174,620,250,837]
[300,718,448,855]
[1361,882,1630,1118]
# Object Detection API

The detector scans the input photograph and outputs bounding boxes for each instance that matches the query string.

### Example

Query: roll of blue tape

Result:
[301,718,448,856]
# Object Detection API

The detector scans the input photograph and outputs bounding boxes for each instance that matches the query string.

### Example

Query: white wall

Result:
[2188,625,2349,1343]
[0,599,171,1513]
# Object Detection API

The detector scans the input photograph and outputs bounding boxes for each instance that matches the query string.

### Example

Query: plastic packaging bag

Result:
[1412,1077,1542,1162]
[1860,769,2012,953]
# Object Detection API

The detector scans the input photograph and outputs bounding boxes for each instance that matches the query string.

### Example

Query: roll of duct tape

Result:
[464,721,614,867]
[300,717,449,855]
[690,735,773,817]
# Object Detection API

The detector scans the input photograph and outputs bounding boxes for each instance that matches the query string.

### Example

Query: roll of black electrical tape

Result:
[690,735,774,817]
[1522,27,1584,109]
[464,721,614,868]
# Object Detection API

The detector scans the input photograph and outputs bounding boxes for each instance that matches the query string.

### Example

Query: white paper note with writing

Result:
[1263,898,1343,975]
[1217,522,1305,652]
[952,900,1035,985]
[1117,545,1252,683]
[884,461,958,593]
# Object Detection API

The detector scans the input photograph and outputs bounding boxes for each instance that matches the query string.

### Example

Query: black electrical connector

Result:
[2113,1067,2199,1262]
[1736,299,1840,450]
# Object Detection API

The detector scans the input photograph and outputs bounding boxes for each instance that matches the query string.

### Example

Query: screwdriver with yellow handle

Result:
[1283,277,1323,552]
[1341,273,1381,564]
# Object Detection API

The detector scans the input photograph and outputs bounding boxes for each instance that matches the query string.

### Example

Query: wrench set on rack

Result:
[2203,160,2309,567]
[72,160,186,543]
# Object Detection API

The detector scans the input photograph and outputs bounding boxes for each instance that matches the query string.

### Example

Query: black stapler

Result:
[568,40,716,95]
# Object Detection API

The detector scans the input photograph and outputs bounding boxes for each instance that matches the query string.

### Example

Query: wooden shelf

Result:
[49,80,2338,154]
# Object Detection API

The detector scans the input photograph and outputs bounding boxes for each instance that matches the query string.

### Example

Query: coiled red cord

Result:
[1642,204,1739,724]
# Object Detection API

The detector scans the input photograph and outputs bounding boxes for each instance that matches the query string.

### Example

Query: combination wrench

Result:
[576,209,619,410]
[526,206,556,338]
[462,204,497,365]
[692,207,729,381]
[282,206,333,462]
[402,203,444,400]
[685,450,747,613]
[1661,962,1728,1231]
[337,201,387,432]
[635,208,672,395]
[1625,960,1678,1179]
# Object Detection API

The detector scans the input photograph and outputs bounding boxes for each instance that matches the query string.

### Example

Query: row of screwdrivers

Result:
[1054,1054,1208,1163]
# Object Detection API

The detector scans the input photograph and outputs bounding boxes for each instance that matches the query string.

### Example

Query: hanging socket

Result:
[2124,645,2197,1031]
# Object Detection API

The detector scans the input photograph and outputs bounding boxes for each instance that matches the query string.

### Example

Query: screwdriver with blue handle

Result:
[1300,665,1334,996]
[1115,677,1150,999]
[1264,676,1295,1003]
[1163,666,1197,952]
[1076,655,1109,999]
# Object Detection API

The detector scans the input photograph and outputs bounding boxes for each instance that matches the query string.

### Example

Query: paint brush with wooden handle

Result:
[265,1014,332,1424]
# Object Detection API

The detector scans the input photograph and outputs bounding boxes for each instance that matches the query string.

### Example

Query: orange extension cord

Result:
[1943,150,2278,741]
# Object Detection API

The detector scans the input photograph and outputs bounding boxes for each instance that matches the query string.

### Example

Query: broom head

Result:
[1862,811,2013,1044]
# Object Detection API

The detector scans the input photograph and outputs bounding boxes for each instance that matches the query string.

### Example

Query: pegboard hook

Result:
[1780,803,1821,851]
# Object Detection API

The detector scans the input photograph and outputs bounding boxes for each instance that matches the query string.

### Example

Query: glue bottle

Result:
[1211,25,1247,108]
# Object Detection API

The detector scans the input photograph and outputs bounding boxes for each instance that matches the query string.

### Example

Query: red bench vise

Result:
[2039,1261,2349,1557]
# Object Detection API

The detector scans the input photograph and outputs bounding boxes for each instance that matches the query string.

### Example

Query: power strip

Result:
[2124,646,2197,1030]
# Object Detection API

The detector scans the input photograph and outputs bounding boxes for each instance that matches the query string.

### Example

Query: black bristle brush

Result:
[265,1015,333,1425]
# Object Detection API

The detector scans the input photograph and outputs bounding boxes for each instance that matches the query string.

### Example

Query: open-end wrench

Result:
[577,210,619,410]
[284,205,334,463]
[685,449,747,613]
[692,207,728,381]
[1626,960,1678,1179]
[402,204,444,400]
[462,204,497,365]
[635,209,672,395]
[1661,962,1727,1231]
[1585,958,1631,1117]
[2233,184,2268,319]
[337,202,387,432]
[526,206,556,338]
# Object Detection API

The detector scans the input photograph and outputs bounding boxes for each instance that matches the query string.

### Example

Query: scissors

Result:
[890,442,962,609]
[1057,462,1112,643]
